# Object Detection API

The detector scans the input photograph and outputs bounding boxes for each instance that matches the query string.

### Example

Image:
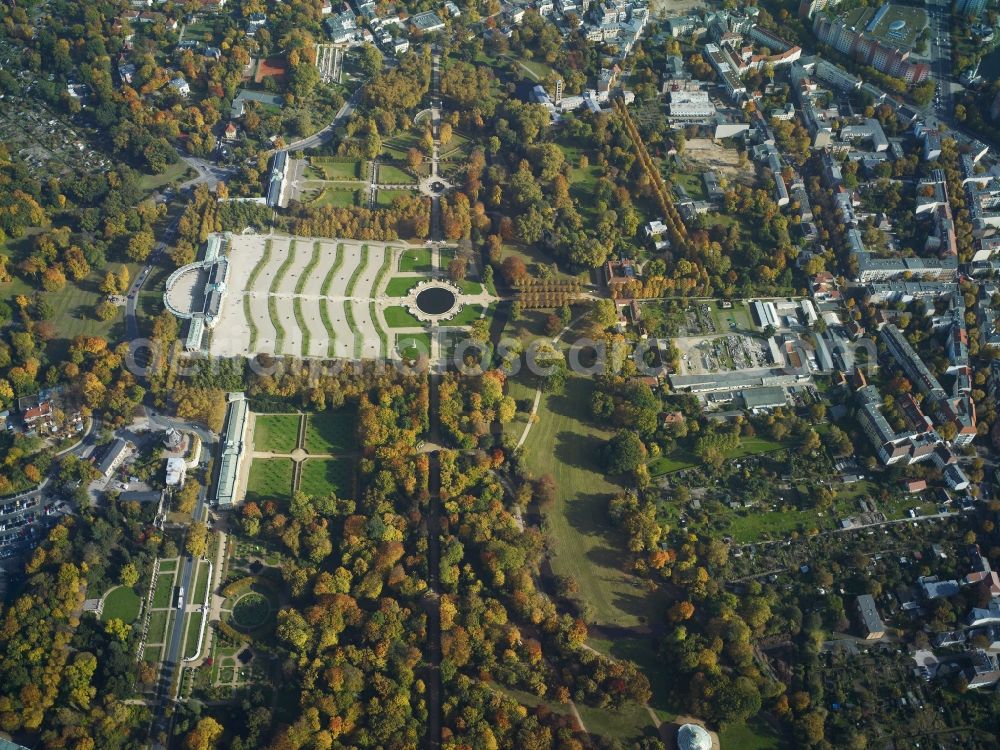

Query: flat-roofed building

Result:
[267,150,287,208]
[813,13,929,83]
[855,252,958,283]
[166,457,187,487]
[814,58,861,91]
[856,594,886,639]
[964,650,1000,689]
[410,10,445,32]
[704,43,746,101]
[968,598,1000,627]
[669,368,801,394]
[840,118,888,151]
[668,90,716,120]
[741,386,787,410]
[666,14,700,37]
[214,393,249,507]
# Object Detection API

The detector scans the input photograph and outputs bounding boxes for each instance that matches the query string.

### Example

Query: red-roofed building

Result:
[810,271,842,303]
[662,411,685,427]
[982,572,1000,598]
[632,376,660,388]
[942,394,977,448]
[605,259,638,295]
[23,402,53,430]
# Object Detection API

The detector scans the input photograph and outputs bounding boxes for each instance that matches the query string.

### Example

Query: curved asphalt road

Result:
[283,87,363,152]
[178,155,237,191]
[124,210,186,344]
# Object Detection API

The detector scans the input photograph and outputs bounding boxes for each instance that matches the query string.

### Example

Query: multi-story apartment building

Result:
[813,13,929,83]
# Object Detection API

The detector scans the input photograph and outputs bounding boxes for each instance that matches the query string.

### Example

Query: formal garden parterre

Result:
[197,234,496,362]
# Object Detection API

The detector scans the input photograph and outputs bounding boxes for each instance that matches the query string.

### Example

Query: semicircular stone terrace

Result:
[163,234,230,351]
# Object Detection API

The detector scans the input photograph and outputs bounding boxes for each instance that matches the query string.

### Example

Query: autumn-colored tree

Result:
[447,253,468,282]
[176,480,200,515]
[95,301,118,321]
[100,270,120,295]
[120,562,139,587]
[117,265,130,291]
[63,247,90,281]
[127,230,155,261]
[105,617,131,643]
[186,522,209,558]
[185,717,224,750]
[668,600,695,623]
[501,255,528,285]
[174,386,227,432]
[41,267,66,292]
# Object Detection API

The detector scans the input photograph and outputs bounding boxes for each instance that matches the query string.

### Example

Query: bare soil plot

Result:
[681,138,744,179]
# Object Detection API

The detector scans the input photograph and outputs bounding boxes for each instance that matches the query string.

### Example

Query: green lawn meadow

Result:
[303,410,354,454]
[385,277,419,297]
[299,457,354,498]
[101,586,141,623]
[312,186,362,208]
[398,247,432,272]
[376,188,416,208]
[397,332,431,359]
[384,306,423,328]
[515,375,660,628]
[252,414,301,454]
[246,458,295,501]
[152,572,176,609]
[377,164,417,185]
[311,158,363,180]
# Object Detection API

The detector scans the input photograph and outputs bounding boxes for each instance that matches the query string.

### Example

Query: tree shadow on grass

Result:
[585,541,627,568]
[579,541,662,624]
[545,379,598,421]
[513,309,549,338]
[109,319,125,342]
[609,588,664,625]
[553,430,605,472]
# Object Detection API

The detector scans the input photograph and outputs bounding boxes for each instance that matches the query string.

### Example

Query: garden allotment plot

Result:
[209,235,437,360]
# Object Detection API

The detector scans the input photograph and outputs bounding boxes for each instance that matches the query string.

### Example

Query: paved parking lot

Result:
[0,489,67,560]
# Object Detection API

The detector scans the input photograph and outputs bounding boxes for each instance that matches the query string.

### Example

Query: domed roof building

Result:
[677,723,713,750]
